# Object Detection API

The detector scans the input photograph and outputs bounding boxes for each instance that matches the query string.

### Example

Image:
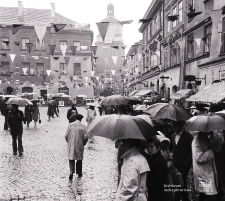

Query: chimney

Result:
[18,1,23,18]
[51,3,55,22]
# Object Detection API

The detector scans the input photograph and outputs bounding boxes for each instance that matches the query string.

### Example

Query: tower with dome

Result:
[94,2,126,95]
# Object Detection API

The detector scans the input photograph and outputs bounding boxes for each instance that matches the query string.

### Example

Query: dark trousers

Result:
[174,163,190,201]
[12,134,23,153]
[4,115,8,130]
[53,106,58,117]
[69,160,82,175]
[199,193,217,201]
[56,105,59,113]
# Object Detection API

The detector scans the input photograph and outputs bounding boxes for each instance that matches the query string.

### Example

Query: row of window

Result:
[0,62,82,75]
[0,38,81,51]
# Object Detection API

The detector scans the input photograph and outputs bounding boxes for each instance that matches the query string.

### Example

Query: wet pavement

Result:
[0,106,118,200]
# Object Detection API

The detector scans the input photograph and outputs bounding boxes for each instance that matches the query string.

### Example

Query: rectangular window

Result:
[22,62,30,74]
[187,34,194,60]
[173,7,177,28]
[189,0,195,11]
[160,10,163,27]
[150,23,152,38]
[60,41,67,46]
[36,39,45,50]
[204,24,212,53]
[1,38,9,49]
[36,63,44,75]
[21,38,30,50]
[167,14,170,33]
[74,63,81,75]
[178,1,183,23]
[74,41,80,51]
[60,63,67,74]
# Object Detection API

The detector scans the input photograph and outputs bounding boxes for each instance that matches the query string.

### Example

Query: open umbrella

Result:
[144,103,192,121]
[30,99,41,102]
[99,95,130,106]
[85,114,159,140]
[6,97,33,105]
[126,96,142,104]
[134,105,149,111]
[184,113,225,132]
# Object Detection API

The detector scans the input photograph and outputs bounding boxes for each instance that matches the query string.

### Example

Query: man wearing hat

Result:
[8,104,25,156]
[65,114,88,180]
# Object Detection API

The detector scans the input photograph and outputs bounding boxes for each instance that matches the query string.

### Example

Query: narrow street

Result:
[0,107,118,200]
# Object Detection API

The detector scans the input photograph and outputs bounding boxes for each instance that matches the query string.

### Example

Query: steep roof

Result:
[0,7,76,26]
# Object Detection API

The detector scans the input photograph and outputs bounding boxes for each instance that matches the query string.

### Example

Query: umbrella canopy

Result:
[0,95,17,100]
[134,105,149,111]
[30,99,41,102]
[99,95,130,106]
[184,113,225,132]
[144,103,192,121]
[126,96,142,104]
[6,97,33,105]
[136,114,153,126]
[85,114,159,140]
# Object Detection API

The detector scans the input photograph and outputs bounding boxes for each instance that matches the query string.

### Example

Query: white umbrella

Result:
[6,97,33,105]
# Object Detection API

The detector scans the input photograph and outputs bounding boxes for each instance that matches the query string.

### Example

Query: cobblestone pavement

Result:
[0,106,118,201]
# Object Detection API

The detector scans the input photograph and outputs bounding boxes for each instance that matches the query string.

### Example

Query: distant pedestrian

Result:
[116,139,150,201]
[65,114,88,180]
[24,105,33,128]
[98,106,103,116]
[86,105,96,125]
[53,98,59,117]
[47,100,54,121]
[8,104,25,156]
[1,98,11,130]
[192,132,218,201]
[67,104,78,122]
[32,102,40,127]
[69,110,77,123]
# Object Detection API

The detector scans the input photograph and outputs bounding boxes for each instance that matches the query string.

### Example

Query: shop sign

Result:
[58,87,69,95]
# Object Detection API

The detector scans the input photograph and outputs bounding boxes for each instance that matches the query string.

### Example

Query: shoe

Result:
[13,152,17,155]
[69,174,73,180]
[78,173,82,177]
[19,152,23,156]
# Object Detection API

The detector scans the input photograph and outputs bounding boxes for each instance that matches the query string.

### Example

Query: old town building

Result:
[0,1,94,100]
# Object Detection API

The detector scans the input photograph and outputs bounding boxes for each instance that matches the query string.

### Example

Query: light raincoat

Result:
[116,147,150,201]
[192,133,218,195]
[65,121,87,160]
[86,109,96,124]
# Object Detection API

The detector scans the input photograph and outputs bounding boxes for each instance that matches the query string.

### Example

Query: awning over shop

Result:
[170,89,192,100]
[128,90,139,96]
[186,82,225,103]
[135,89,158,96]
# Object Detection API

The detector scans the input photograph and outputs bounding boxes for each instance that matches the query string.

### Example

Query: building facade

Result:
[0,1,94,100]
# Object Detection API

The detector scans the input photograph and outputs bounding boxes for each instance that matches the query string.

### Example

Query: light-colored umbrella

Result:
[134,105,148,111]
[184,113,225,132]
[85,114,159,140]
[144,103,192,121]
[99,95,129,106]
[6,97,33,105]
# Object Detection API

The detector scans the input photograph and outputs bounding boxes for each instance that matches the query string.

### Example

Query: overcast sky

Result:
[0,0,151,54]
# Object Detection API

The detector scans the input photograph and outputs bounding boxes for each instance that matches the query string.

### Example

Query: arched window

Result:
[172,85,178,94]
[22,87,33,93]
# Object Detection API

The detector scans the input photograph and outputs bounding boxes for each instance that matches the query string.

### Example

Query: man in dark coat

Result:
[141,136,172,201]
[52,98,59,117]
[1,98,11,130]
[67,104,78,122]
[171,120,193,201]
[8,104,25,156]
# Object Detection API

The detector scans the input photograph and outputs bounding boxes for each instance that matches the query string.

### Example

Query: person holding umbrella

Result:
[116,139,150,201]
[24,104,33,128]
[8,104,25,156]
[171,120,193,201]
[32,101,40,127]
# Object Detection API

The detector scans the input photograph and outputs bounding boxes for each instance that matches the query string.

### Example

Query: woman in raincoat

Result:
[32,102,40,127]
[192,131,218,201]
[24,105,33,127]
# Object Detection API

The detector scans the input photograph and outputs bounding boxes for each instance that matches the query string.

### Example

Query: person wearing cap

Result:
[67,104,78,122]
[8,104,25,156]
[65,114,88,180]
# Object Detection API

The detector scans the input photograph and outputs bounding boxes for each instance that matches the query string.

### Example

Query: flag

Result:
[34,25,47,44]
[46,70,51,76]
[111,46,119,49]
[167,15,178,21]
[48,44,56,56]
[26,43,33,54]
[96,76,99,81]
[85,77,88,82]
[0,53,7,57]
[96,22,109,41]
[53,57,59,60]
[80,46,88,50]
[2,41,10,46]
[195,38,202,48]
[9,54,16,62]
[12,24,23,34]
[64,57,70,66]
[30,69,35,75]
[73,76,76,80]
[119,20,133,25]
[23,68,27,75]
[32,56,39,60]
[111,70,115,76]
[90,46,98,56]
[139,18,154,23]
[14,42,20,46]
[53,24,66,32]
[70,46,77,56]
[187,11,203,23]
[112,56,117,65]
[90,71,95,77]
[69,76,73,82]
[60,45,67,56]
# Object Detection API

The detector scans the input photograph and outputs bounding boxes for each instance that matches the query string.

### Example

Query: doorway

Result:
[6,87,14,94]
[40,90,47,101]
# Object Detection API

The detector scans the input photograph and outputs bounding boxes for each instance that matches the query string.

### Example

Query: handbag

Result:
[39,119,41,124]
